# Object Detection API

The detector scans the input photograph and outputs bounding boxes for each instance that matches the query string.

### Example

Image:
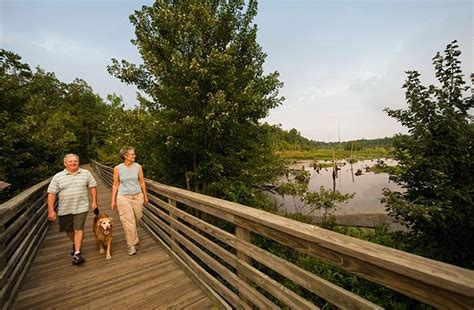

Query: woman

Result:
[111,146,149,255]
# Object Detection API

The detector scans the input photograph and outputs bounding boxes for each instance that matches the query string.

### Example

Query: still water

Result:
[271,159,402,217]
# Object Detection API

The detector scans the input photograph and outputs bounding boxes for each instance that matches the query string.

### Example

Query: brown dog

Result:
[93,213,113,259]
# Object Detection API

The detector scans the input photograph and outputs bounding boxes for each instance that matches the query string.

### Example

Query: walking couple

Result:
[47,146,149,265]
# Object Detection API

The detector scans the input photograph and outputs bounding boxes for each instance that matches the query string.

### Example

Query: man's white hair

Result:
[63,153,79,163]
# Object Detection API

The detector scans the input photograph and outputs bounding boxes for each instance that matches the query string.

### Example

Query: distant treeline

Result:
[272,126,393,151]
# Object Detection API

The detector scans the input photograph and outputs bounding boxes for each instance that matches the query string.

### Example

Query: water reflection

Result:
[273,159,402,216]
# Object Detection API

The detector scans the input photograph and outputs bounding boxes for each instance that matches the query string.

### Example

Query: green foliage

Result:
[276,181,354,225]
[94,94,159,172]
[0,50,108,201]
[383,41,474,267]
[270,125,393,152]
[271,126,320,151]
[277,147,390,161]
[296,254,432,309]
[343,141,362,151]
[107,0,284,196]
[321,137,393,149]
[369,159,400,174]
[334,225,408,250]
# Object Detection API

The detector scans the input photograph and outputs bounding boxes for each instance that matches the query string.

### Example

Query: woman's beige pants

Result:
[117,193,144,247]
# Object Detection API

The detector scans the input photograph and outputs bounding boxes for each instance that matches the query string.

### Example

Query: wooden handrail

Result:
[0,178,52,309]
[92,160,474,309]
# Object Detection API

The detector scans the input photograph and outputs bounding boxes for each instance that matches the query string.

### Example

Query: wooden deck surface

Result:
[14,165,214,309]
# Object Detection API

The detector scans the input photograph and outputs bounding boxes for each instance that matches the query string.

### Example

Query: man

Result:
[47,154,98,265]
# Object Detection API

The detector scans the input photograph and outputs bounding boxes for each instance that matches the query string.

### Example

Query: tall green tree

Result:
[383,41,473,266]
[108,0,284,198]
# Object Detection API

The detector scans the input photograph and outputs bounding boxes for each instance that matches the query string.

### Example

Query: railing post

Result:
[168,198,178,242]
[235,224,252,304]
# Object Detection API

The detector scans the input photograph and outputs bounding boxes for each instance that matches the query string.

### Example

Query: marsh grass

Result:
[277,147,390,161]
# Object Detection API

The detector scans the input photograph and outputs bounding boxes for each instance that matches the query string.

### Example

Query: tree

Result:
[277,181,354,227]
[1,51,74,198]
[108,0,284,198]
[95,94,158,172]
[382,41,473,267]
[64,79,107,162]
[343,141,362,151]
[0,50,108,201]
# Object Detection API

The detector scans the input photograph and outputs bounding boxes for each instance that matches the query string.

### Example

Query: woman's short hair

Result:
[63,153,79,163]
[119,146,135,160]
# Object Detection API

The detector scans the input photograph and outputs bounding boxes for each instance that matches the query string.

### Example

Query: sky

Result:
[1,0,472,142]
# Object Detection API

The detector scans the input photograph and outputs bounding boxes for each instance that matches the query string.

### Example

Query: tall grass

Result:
[276,147,390,161]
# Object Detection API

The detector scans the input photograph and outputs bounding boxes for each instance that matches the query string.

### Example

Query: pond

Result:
[269,159,404,229]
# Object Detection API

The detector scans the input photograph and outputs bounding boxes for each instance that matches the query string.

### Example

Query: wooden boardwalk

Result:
[14,165,214,309]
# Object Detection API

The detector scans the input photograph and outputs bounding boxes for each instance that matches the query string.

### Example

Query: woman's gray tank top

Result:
[117,163,141,195]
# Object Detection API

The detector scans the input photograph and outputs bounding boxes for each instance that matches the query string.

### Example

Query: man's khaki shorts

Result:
[58,211,88,232]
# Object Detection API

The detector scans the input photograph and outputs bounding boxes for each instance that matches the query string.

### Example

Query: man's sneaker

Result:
[72,253,85,265]
[127,245,137,256]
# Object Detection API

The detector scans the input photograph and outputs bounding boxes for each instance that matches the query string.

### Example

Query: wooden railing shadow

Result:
[0,179,52,309]
[92,160,474,309]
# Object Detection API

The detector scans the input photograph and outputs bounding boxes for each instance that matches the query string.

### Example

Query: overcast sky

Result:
[1,0,472,141]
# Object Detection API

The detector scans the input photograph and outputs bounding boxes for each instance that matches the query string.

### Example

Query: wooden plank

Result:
[142,177,474,307]
[146,176,474,308]
[146,182,236,223]
[237,259,319,309]
[235,226,251,275]
[140,219,229,310]
[0,192,45,248]
[146,194,171,224]
[0,179,50,227]
[147,201,237,269]
[12,165,214,310]
[0,209,47,289]
[0,216,48,307]
[147,188,436,309]
[236,217,473,309]
[145,198,325,308]
[0,202,46,271]
[235,225,252,306]
[232,225,382,309]
[160,219,277,309]
[167,207,380,309]
[142,215,237,309]
[168,198,178,243]
[149,193,236,249]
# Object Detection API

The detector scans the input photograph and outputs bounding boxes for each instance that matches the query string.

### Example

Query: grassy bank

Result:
[276,147,390,161]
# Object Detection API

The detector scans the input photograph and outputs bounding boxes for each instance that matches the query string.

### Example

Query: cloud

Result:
[32,35,106,59]
[264,64,408,141]
[3,33,140,107]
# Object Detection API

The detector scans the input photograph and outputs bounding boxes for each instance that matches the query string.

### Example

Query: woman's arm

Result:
[111,166,120,211]
[137,164,149,205]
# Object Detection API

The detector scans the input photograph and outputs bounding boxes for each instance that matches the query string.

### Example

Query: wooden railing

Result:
[92,160,474,309]
[0,179,52,309]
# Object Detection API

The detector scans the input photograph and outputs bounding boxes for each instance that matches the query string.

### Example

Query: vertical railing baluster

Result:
[168,198,178,243]
[235,224,252,305]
